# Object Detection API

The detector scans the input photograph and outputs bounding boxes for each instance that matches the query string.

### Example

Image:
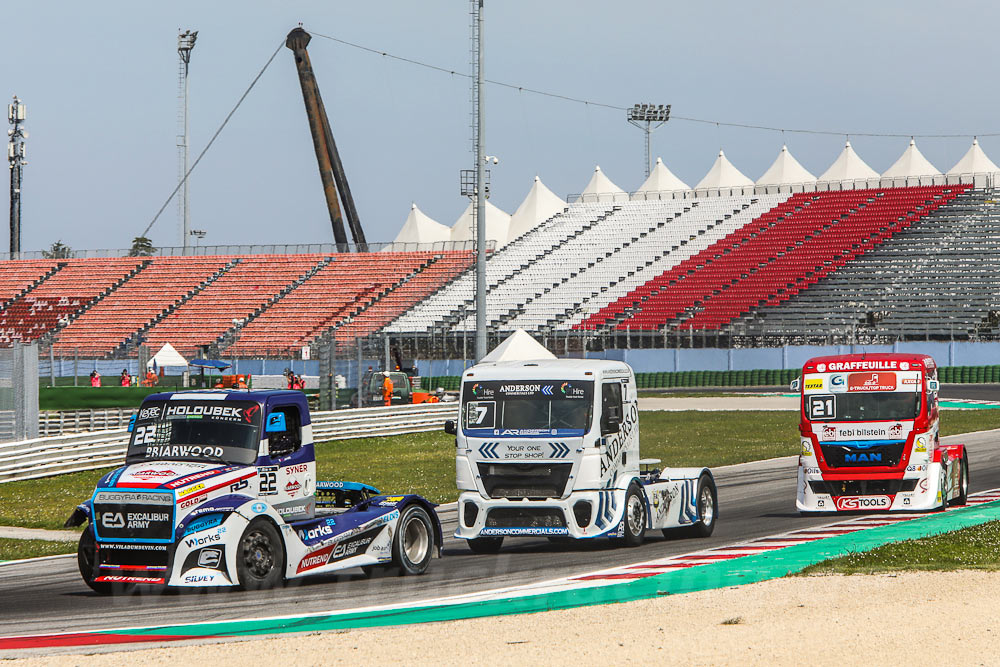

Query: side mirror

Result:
[790,377,801,391]
[444,419,457,435]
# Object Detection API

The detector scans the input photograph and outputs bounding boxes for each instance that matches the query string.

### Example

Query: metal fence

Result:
[1,402,458,483]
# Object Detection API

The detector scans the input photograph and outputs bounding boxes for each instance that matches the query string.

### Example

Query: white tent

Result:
[636,157,689,193]
[576,165,626,203]
[756,145,816,186]
[882,139,940,178]
[147,342,187,369]
[947,138,1000,175]
[392,204,451,244]
[818,140,879,182]
[506,176,566,245]
[449,200,511,246]
[694,150,753,190]
[479,329,556,363]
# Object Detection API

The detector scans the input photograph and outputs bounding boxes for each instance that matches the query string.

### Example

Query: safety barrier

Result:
[1,402,459,484]
[38,408,136,436]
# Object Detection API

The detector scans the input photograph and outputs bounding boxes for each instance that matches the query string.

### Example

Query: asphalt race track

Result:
[3,425,1000,639]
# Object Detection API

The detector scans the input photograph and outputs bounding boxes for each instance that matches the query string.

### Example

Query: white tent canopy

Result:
[882,139,940,178]
[818,140,879,182]
[506,176,566,245]
[479,329,557,363]
[147,342,187,369]
[694,150,753,189]
[948,138,1000,175]
[756,145,816,186]
[392,204,451,244]
[576,165,626,202]
[450,200,511,246]
[636,157,689,192]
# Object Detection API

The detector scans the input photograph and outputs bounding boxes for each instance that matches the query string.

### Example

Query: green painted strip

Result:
[940,401,1000,410]
[111,500,1000,639]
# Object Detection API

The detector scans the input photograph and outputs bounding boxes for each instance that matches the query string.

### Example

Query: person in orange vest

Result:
[143,370,158,387]
[381,372,394,407]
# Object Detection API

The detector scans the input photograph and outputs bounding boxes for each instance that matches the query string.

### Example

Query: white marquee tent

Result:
[694,150,753,190]
[479,329,556,363]
[576,165,627,202]
[147,342,187,369]
[392,204,451,244]
[818,140,879,182]
[756,145,816,186]
[882,139,940,178]
[947,138,1000,175]
[506,176,567,245]
[635,157,689,193]
[450,200,511,246]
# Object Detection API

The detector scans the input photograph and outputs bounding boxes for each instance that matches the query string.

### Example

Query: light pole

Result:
[627,103,670,178]
[8,96,27,257]
[189,229,206,250]
[178,29,198,251]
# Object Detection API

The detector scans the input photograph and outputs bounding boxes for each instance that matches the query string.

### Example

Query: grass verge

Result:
[800,520,1000,574]
[0,537,76,562]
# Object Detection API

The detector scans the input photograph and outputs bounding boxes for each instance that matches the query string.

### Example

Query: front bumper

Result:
[796,462,944,512]
[454,489,626,540]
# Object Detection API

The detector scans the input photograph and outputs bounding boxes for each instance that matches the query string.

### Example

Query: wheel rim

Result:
[242,529,275,579]
[402,514,430,564]
[626,494,644,536]
[699,486,715,526]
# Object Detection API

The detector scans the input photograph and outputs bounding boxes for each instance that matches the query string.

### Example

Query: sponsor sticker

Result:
[177,483,205,498]
[829,374,846,393]
[95,575,165,584]
[480,527,570,536]
[848,372,896,392]
[834,495,891,511]
[804,378,824,391]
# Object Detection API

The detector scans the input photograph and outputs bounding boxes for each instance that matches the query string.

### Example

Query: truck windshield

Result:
[806,392,920,423]
[125,399,262,465]
[461,380,593,436]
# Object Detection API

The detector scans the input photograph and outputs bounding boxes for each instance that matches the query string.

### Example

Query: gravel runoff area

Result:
[11,571,1000,665]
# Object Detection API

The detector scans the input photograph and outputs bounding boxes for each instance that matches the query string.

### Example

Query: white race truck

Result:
[445,359,718,552]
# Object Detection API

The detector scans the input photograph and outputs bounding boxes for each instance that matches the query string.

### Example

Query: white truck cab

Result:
[447,358,717,553]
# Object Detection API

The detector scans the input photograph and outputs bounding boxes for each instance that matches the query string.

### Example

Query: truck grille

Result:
[809,479,918,496]
[819,443,905,468]
[477,463,572,499]
[485,507,567,528]
[92,490,174,542]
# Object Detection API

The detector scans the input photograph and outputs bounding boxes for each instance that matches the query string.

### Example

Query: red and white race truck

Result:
[794,353,969,513]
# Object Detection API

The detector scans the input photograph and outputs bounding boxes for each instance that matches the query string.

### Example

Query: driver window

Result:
[600,382,623,436]
[267,406,302,458]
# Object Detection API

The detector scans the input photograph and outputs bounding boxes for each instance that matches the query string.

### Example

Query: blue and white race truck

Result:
[446,359,717,553]
[66,389,441,593]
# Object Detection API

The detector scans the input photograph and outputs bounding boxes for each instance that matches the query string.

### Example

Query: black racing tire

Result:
[951,453,970,506]
[467,535,504,554]
[391,504,435,576]
[236,518,285,590]
[610,483,646,548]
[77,528,114,595]
[670,474,717,538]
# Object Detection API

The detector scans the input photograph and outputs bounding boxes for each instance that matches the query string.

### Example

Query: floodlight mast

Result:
[8,96,27,258]
[178,30,197,251]
[473,0,487,361]
[627,103,671,178]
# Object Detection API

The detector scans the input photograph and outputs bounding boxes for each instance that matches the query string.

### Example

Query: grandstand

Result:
[4,138,1000,357]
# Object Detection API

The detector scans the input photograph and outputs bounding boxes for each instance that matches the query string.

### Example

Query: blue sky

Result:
[3,1,997,252]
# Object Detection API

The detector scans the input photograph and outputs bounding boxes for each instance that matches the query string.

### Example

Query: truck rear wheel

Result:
[78,528,114,595]
[611,483,646,547]
[467,536,503,554]
[951,453,970,506]
[236,519,285,590]
[670,474,717,538]
[392,504,434,575]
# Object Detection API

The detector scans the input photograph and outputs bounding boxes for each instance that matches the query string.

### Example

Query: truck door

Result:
[258,403,315,521]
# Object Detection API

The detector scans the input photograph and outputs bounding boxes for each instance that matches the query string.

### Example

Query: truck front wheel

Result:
[951,453,970,506]
[236,519,285,590]
[611,483,646,547]
[467,536,504,554]
[78,528,114,595]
